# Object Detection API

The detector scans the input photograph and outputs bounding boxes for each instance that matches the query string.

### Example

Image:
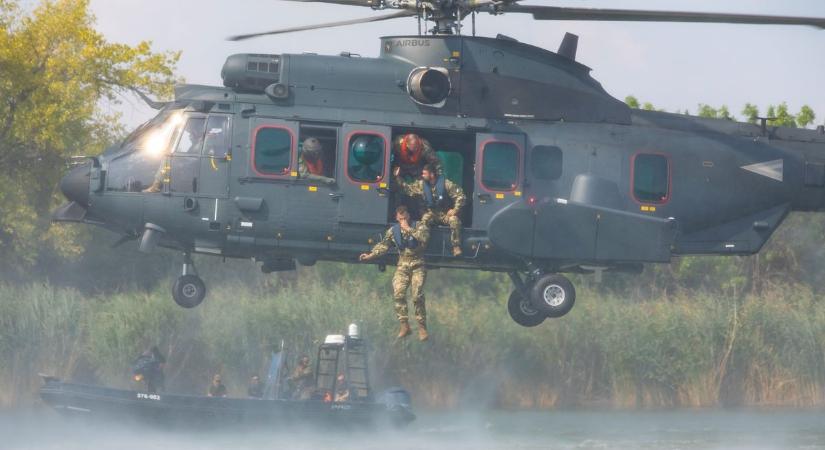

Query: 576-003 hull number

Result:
[137,393,161,401]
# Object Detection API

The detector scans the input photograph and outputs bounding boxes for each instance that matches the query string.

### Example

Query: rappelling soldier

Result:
[392,133,442,178]
[394,163,466,257]
[359,205,431,341]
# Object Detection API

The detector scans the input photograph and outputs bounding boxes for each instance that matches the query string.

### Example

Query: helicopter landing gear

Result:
[530,273,576,318]
[507,271,576,326]
[507,290,545,327]
[172,252,206,309]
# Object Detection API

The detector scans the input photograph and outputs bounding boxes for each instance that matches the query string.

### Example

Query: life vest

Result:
[305,157,324,176]
[423,176,448,210]
[392,222,419,250]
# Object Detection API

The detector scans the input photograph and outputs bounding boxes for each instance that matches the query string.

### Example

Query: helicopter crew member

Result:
[298,137,334,185]
[359,205,431,341]
[394,164,466,257]
[393,133,441,178]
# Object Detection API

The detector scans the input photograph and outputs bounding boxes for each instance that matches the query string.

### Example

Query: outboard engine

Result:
[378,387,416,426]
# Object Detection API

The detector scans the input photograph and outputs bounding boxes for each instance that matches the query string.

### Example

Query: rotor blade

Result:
[505,5,825,29]
[228,10,416,41]
[276,0,383,6]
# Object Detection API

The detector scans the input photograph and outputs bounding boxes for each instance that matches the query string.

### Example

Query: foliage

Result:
[0,0,178,275]
[3,278,825,409]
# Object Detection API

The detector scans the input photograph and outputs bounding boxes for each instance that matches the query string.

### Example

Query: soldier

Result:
[298,137,334,185]
[207,374,227,397]
[394,163,466,257]
[287,355,315,400]
[392,133,441,178]
[359,205,431,341]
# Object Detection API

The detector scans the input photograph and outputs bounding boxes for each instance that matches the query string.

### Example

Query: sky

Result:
[81,0,825,129]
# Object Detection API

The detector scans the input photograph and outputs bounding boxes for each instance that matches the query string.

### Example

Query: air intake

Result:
[407,67,451,107]
[221,54,281,93]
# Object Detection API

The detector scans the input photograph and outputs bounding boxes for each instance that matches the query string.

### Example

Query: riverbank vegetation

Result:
[3,246,824,410]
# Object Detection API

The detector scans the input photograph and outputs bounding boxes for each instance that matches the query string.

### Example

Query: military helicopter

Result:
[55,0,825,327]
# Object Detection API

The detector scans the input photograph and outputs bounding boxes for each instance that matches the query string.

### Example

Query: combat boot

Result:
[417,321,429,341]
[397,321,412,339]
[452,246,463,257]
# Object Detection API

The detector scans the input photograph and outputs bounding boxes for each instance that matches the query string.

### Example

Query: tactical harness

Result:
[423,176,448,210]
[392,221,419,250]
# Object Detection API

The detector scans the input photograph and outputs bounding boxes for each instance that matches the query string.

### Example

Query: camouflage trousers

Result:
[392,259,427,325]
[424,210,462,248]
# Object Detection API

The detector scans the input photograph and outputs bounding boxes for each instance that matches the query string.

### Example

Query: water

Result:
[2,409,824,449]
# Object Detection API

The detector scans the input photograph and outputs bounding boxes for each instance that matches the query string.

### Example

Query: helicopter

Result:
[54,0,825,327]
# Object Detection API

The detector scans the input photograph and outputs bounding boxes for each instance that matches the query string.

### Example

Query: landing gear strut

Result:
[506,270,576,327]
[172,252,206,308]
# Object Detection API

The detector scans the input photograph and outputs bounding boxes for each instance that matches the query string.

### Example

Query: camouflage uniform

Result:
[392,134,442,177]
[366,220,431,326]
[395,175,466,249]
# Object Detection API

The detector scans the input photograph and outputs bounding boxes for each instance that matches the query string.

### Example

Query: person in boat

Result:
[132,345,165,393]
[208,374,227,397]
[247,375,263,399]
[334,373,349,403]
[287,355,315,400]
[359,205,432,341]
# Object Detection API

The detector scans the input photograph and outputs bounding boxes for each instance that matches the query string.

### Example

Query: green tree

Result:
[0,0,178,276]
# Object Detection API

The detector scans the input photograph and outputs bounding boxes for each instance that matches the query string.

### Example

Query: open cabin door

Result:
[337,124,392,225]
[472,133,526,228]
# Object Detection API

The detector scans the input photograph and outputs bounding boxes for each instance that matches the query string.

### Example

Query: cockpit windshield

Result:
[105,107,186,192]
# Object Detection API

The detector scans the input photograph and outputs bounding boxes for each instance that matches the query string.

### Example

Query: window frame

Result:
[630,152,672,205]
[478,139,523,193]
[343,130,389,185]
[250,124,296,179]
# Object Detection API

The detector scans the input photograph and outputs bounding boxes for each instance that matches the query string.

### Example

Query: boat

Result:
[39,325,415,428]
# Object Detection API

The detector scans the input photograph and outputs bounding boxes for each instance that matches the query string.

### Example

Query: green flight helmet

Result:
[350,136,382,165]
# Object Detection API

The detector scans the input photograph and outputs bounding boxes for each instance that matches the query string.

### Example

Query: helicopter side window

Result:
[633,153,670,203]
[531,146,563,181]
[347,133,385,183]
[253,127,293,176]
[481,141,520,191]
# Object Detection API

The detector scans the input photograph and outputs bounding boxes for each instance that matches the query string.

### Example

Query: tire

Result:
[172,274,206,308]
[507,290,545,327]
[529,274,576,318]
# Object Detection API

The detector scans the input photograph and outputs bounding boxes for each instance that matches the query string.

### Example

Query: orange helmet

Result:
[395,134,423,165]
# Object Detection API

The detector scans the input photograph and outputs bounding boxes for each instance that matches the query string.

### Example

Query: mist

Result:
[3,408,825,450]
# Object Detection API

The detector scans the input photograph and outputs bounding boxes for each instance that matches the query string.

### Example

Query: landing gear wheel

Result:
[530,274,576,318]
[508,290,545,327]
[172,274,206,308]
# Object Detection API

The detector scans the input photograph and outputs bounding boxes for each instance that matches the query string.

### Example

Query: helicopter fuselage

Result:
[56,34,825,318]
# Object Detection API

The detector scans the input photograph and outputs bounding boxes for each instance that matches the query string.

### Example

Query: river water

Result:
[2,409,824,449]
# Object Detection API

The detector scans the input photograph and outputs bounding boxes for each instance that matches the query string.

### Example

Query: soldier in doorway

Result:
[394,163,466,256]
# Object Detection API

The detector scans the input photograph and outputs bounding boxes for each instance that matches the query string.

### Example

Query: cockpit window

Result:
[105,109,185,192]
[175,118,207,154]
[204,116,230,158]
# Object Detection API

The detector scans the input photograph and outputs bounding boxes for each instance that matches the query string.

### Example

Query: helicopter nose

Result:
[60,163,91,207]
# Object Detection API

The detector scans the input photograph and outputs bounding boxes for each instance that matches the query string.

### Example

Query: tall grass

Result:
[2,271,824,410]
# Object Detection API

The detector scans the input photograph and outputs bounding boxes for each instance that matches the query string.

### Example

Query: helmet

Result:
[351,136,383,165]
[302,137,322,160]
[394,134,423,165]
